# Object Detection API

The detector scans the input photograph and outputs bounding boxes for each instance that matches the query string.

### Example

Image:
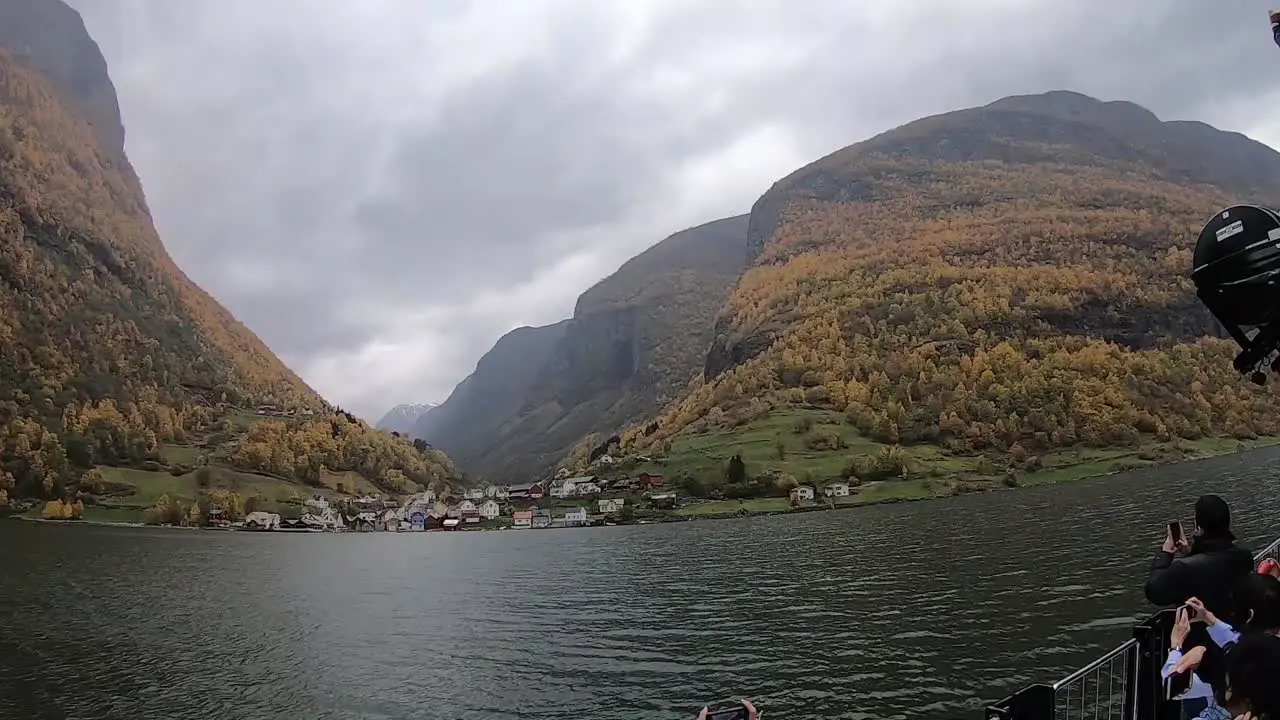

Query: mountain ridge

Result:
[0,0,461,515]
[412,214,750,482]
[375,403,437,435]
[599,91,1280,495]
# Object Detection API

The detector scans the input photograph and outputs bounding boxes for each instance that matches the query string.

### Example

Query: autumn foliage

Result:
[0,50,459,502]
[617,100,1280,465]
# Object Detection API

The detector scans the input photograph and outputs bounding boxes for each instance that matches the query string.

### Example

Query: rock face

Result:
[0,0,322,412]
[630,91,1280,459]
[0,0,124,158]
[414,215,751,482]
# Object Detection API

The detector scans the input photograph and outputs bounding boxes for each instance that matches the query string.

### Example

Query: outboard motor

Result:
[1192,205,1280,384]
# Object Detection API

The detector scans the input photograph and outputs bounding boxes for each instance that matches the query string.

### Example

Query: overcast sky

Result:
[66,0,1280,420]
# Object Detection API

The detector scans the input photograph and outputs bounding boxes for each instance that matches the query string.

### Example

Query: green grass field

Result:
[640,408,1280,517]
[158,444,205,466]
[93,465,322,514]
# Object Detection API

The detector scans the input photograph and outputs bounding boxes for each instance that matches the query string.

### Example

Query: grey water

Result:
[3,447,1280,720]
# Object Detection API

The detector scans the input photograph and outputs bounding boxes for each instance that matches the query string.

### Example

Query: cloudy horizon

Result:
[67,0,1280,421]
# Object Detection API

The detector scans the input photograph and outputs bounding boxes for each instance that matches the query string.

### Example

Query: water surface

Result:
[3,448,1280,720]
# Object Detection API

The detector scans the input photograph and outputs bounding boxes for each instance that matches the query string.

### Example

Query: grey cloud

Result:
[63,0,1280,418]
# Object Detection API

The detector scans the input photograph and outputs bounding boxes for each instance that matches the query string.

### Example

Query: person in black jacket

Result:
[1272,10,1280,49]
[1145,495,1254,623]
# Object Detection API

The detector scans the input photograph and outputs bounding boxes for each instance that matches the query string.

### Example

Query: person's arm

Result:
[1162,648,1183,679]
[1207,619,1240,649]
[1273,10,1280,48]
[1180,673,1214,701]
[1145,554,1188,606]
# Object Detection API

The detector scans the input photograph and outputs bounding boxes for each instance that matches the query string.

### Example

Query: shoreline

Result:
[8,437,1279,533]
[662,436,1280,524]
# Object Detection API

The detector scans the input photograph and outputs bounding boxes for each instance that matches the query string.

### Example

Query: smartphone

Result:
[705,707,749,720]
[1168,520,1184,545]
[1166,669,1192,699]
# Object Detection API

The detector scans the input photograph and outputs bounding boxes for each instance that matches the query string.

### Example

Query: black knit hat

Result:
[1195,495,1232,537]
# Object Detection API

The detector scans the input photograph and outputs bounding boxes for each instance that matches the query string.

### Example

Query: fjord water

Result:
[4,450,1280,720]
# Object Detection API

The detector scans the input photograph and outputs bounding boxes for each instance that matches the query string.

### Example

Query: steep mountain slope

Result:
[620,91,1280,484]
[375,403,437,434]
[416,214,751,481]
[412,321,571,467]
[0,0,458,509]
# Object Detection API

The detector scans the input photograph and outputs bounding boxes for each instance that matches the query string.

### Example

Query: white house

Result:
[574,481,602,496]
[421,489,437,504]
[559,476,597,497]
[478,499,501,520]
[483,485,498,498]
[458,499,478,516]
[513,510,533,529]
[598,498,625,514]
[825,482,850,498]
[463,488,484,501]
[790,485,816,502]
[564,507,589,526]
[596,454,615,465]
[494,485,509,499]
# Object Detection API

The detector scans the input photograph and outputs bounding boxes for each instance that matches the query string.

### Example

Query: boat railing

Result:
[985,535,1280,720]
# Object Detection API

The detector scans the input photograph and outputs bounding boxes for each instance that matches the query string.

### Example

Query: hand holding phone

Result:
[698,700,758,720]
[1168,520,1183,545]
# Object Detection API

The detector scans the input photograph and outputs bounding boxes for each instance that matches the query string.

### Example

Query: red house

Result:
[507,482,545,501]
[637,473,665,488]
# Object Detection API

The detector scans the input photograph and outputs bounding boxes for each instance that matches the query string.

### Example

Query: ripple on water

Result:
[5,448,1280,718]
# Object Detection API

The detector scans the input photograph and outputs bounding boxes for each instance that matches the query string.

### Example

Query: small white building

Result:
[564,507,589,527]
[575,481,601,496]
[559,476,597,497]
[478,499,501,520]
[790,485,816,502]
[825,482,850,498]
[483,485,498,499]
[494,486,509,500]
[513,510,533,529]
[463,488,484,501]
[598,498,625,514]
[596,454,615,466]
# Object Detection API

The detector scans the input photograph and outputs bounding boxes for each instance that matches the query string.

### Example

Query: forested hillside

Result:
[0,0,458,517]
[414,215,750,482]
[599,92,1280,493]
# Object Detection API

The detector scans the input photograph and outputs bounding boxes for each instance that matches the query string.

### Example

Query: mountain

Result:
[0,0,458,515]
[375,403,437,435]
[414,214,751,481]
[608,91,1280,492]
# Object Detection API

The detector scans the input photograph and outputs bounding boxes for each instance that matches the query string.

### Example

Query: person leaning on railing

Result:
[1145,496,1254,624]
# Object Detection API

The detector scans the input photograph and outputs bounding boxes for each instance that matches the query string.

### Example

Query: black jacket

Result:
[1144,536,1254,623]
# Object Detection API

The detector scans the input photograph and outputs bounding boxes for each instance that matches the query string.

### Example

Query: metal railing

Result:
[985,536,1280,720]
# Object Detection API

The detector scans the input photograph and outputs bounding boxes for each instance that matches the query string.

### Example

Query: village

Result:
[232,470,680,532]
[223,467,862,533]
